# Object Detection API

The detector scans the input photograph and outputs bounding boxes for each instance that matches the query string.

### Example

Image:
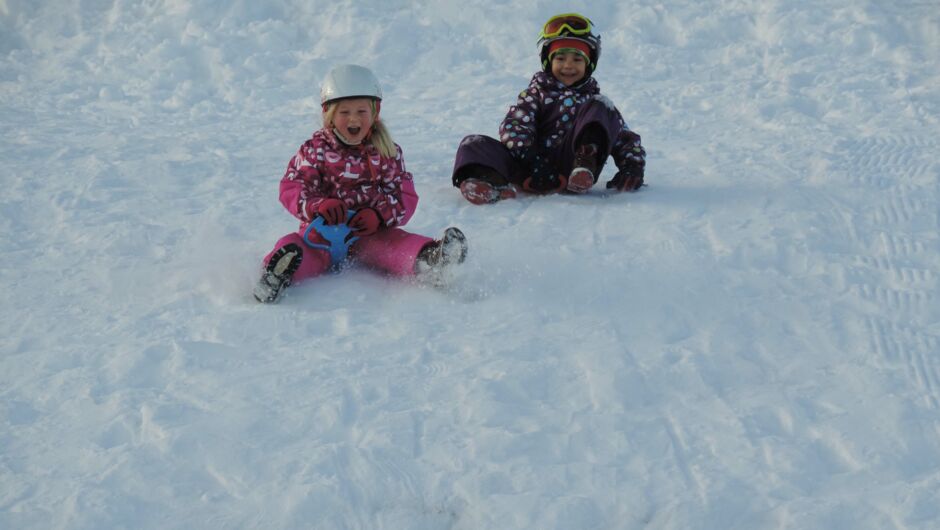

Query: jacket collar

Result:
[319,127,376,156]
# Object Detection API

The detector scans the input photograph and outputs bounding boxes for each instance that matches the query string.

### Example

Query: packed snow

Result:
[2,0,939,528]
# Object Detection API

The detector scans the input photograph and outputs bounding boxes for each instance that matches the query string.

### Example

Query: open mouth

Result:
[347,126,362,136]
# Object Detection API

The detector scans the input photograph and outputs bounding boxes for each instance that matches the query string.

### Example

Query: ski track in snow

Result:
[2,0,940,529]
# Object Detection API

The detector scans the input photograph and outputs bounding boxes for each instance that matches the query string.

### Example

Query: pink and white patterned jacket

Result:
[279,128,419,229]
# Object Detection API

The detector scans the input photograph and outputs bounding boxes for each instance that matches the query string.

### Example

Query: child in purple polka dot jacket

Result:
[451,13,646,204]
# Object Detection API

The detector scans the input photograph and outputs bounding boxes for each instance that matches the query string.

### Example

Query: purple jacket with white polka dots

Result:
[499,71,645,177]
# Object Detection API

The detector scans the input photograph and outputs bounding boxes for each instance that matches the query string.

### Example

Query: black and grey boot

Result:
[415,227,468,284]
[253,243,303,303]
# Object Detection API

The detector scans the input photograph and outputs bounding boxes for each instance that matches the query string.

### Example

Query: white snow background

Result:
[2,0,939,528]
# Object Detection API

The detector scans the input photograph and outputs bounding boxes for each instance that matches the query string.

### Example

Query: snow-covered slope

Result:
[2,1,938,528]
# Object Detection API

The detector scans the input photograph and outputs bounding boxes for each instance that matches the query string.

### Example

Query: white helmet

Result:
[320,64,383,105]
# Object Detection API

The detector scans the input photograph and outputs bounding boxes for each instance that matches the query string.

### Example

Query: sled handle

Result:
[302,209,359,265]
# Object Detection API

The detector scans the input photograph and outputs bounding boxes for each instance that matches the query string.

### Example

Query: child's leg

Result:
[564,98,625,176]
[452,135,518,187]
[452,135,521,204]
[263,232,331,282]
[350,228,434,277]
[557,99,625,192]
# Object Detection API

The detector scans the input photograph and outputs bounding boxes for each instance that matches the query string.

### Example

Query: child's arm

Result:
[612,125,645,170]
[609,121,647,191]
[367,145,414,228]
[398,173,419,226]
[498,77,543,164]
[278,144,330,223]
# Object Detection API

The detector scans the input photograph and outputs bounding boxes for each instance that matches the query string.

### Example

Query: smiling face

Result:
[330,98,375,144]
[550,51,588,86]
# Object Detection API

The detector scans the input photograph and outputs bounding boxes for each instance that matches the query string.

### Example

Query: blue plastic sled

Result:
[302,210,359,266]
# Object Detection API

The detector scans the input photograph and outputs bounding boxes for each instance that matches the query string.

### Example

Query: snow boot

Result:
[567,143,599,193]
[416,227,468,285]
[254,243,303,303]
[459,178,517,205]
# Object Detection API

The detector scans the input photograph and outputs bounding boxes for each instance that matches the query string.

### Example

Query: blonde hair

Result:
[322,99,396,158]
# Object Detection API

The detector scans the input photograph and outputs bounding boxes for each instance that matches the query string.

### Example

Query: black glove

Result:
[511,146,536,165]
[606,166,644,192]
[522,155,566,194]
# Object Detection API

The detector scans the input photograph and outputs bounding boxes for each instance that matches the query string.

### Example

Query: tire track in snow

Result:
[867,318,940,410]
[850,283,931,314]
[858,255,934,285]
[877,232,928,257]
[842,136,936,190]
[872,192,927,226]
[839,133,940,410]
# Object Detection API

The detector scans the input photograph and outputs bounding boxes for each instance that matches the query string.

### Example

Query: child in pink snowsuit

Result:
[254,64,467,303]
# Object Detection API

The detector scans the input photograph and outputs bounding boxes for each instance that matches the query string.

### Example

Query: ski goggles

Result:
[540,13,593,39]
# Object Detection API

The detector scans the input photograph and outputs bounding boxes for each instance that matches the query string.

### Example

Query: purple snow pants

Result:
[263,227,433,283]
[452,97,623,189]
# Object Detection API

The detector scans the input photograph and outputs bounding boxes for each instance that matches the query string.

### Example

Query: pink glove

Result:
[315,198,348,225]
[348,208,381,237]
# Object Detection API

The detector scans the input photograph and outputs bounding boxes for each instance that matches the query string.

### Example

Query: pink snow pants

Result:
[263,227,433,282]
